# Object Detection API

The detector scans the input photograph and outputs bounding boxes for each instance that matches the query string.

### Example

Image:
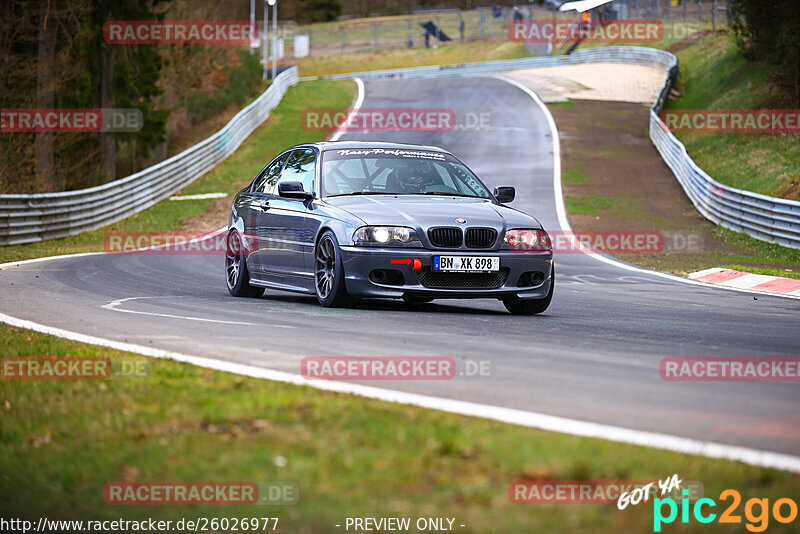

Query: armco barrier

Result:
[4,49,799,248]
[0,67,299,246]
[317,47,800,250]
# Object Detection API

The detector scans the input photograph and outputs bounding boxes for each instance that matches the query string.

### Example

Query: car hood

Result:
[324,195,542,231]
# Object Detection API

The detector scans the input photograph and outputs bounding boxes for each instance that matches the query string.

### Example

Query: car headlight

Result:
[353,226,420,245]
[504,229,551,251]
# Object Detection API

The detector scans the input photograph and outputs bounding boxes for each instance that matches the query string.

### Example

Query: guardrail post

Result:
[683,0,687,21]
[712,0,717,30]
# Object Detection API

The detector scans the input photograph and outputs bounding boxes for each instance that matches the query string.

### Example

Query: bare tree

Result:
[99,44,116,181]
[35,0,61,191]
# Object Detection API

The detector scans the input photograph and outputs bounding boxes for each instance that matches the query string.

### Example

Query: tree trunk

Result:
[35,0,60,191]
[99,45,116,182]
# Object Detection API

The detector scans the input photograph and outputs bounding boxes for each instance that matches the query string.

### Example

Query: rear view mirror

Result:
[278,181,313,200]
[494,186,515,203]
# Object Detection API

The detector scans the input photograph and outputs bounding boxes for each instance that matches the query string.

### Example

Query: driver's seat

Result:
[386,169,402,193]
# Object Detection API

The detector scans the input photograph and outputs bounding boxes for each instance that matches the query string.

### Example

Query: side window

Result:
[252,153,288,194]
[277,149,316,194]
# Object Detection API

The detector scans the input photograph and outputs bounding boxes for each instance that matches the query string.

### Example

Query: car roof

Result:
[302,141,451,154]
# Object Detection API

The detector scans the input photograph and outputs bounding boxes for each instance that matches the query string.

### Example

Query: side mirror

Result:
[278,180,313,200]
[494,186,515,203]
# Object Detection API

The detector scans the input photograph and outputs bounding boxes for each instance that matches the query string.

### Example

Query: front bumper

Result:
[340,245,553,300]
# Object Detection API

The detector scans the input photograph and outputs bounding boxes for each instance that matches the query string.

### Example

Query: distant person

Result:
[424,30,430,48]
[513,6,523,23]
[492,4,502,24]
[459,19,465,41]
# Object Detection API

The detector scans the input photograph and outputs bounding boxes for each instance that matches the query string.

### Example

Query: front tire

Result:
[225,231,264,298]
[502,266,554,315]
[314,231,351,307]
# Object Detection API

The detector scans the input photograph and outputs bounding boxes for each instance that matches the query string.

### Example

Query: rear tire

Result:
[314,231,351,307]
[503,266,554,315]
[225,231,264,298]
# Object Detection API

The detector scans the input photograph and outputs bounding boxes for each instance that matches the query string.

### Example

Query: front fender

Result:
[229,216,245,234]
[227,216,258,255]
[314,218,358,247]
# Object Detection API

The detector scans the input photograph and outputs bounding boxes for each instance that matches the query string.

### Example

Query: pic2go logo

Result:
[654,489,798,532]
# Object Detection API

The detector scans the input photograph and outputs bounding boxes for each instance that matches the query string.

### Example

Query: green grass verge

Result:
[565,192,800,280]
[2,322,799,532]
[0,80,355,265]
[625,226,800,280]
[296,21,706,79]
[296,41,529,77]
[562,168,588,184]
[565,194,619,214]
[666,32,800,200]
[573,21,710,53]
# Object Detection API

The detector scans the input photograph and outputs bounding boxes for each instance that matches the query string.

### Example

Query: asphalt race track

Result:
[1,76,798,456]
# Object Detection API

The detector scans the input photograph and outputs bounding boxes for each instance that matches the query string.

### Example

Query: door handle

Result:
[252,200,270,211]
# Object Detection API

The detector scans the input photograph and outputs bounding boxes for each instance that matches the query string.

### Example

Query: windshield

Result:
[321,148,492,198]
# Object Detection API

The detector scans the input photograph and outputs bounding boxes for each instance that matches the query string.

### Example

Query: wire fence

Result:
[275,1,728,58]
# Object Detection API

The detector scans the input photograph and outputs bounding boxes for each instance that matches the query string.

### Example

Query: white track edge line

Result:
[2,74,800,472]
[329,78,365,142]
[0,226,228,271]
[1,310,799,473]
[491,74,800,302]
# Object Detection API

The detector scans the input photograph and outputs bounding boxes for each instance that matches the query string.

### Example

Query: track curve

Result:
[1,75,798,456]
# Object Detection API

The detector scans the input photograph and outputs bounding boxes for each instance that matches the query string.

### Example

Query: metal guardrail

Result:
[4,48,798,249]
[317,47,677,80]
[319,46,800,250]
[0,67,299,246]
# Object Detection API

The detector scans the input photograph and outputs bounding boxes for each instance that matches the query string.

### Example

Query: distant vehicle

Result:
[225,142,554,314]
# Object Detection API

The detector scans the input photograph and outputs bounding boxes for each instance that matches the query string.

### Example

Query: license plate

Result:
[433,256,500,272]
